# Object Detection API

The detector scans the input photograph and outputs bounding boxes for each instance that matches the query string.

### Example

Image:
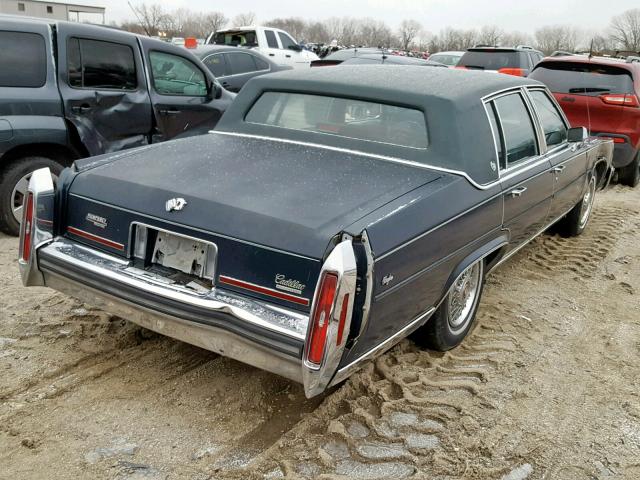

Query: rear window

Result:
[246,92,428,149]
[429,54,461,66]
[0,31,46,88]
[459,50,526,70]
[68,38,136,90]
[214,31,258,47]
[529,62,634,95]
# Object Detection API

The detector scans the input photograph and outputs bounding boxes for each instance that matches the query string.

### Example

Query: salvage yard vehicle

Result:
[206,26,319,68]
[0,16,234,236]
[19,66,614,398]
[428,51,465,67]
[529,55,640,187]
[340,53,446,67]
[457,45,544,76]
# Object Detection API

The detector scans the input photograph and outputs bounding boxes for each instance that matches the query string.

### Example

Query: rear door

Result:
[526,88,588,219]
[486,90,554,249]
[139,39,224,141]
[56,23,152,155]
[221,51,270,92]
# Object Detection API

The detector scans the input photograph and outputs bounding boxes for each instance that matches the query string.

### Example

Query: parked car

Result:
[206,26,319,68]
[19,67,613,398]
[529,56,640,186]
[0,16,234,236]
[340,54,446,67]
[428,51,465,67]
[310,47,384,67]
[195,45,291,92]
[457,46,544,76]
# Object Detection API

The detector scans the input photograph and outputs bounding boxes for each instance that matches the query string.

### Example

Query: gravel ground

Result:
[0,184,639,480]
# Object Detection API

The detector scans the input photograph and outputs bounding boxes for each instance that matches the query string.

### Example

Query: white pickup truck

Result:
[206,26,319,69]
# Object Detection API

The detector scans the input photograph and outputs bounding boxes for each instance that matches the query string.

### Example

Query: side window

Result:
[486,101,506,170]
[68,38,137,90]
[149,51,207,96]
[226,52,257,75]
[529,90,568,148]
[254,56,269,71]
[277,32,297,50]
[494,93,539,167]
[264,30,279,49]
[0,31,47,88]
[203,53,227,78]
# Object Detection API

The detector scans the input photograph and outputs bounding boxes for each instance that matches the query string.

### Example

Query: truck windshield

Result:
[245,92,428,150]
[214,31,258,47]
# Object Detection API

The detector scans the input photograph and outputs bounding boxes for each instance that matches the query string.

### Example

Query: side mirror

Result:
[288,44,303,52]
[207,79,222,100]
[567,126,588,143]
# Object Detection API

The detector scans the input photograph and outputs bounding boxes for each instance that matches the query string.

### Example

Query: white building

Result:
[0,0,105,23]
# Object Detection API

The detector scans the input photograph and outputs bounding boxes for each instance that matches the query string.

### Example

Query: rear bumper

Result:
[593,133,637,168]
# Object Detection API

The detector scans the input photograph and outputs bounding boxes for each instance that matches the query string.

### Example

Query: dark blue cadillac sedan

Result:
[19,66,613,397]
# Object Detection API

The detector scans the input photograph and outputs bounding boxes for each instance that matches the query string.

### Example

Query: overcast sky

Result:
[82,0,636,35]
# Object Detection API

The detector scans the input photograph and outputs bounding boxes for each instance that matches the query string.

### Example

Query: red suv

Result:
[530,56,640,186]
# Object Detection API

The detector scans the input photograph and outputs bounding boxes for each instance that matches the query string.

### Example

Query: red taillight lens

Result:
[336,293,350,346]
[498,67,525,77]
[20,192,34,262]
[599,94,640,108]
[307,272,338,366]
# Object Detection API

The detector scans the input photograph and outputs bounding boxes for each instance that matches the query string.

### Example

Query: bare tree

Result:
[202,12,228,36]
[609,8,640,51]
[305,21,329,44]
[502,31,534,48]
[232,12,257,27]
[265,17,307,41]
[129,2,165,36]
[398,19,422,50]
[535,25,579,55]
[477,25,504,46]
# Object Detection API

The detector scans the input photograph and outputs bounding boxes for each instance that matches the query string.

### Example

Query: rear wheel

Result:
[0,157,63,236]
[619,152,640,188]
[557,175,596,237]
[412,260,484,351]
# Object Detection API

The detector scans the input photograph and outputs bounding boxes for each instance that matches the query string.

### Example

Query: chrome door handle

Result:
[552,165,566,173]
[510,187,527,197]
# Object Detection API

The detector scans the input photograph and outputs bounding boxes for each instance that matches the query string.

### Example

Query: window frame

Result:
[525,87,570,154]
[67,37,138,91]
[0,30,47,88]
[148,49,208,97]
[264,30,279,49]
[225,51,262,76]
[202,52,229,78]
[277,31,297,51]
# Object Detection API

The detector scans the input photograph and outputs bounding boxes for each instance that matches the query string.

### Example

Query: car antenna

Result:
[588,38,594,59]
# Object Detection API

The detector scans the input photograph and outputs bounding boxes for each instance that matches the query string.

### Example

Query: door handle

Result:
[552,165,566,173]
[285,54,291,58]
[268,53,275,57]
[71,105,92,114]
[159,109,181,116]
[510,187,527,198]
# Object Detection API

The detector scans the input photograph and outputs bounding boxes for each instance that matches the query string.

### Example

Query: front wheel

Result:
[412,260,485,351]
[557,175,596,237]
[0,157,63,236]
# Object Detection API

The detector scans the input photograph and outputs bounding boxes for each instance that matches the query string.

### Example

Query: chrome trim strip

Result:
[329,306,436,388]
[219,275,310,306]
[68,193,319,262]
[354,230,374,343]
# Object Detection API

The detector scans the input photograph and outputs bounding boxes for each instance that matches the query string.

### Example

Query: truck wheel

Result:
[412,260,485,351]
[558,175,596,237]
[619,152,640,188]
[0,157,63,236]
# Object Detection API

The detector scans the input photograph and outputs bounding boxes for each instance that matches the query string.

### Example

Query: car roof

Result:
[342,54,445,66]
[324,47,384,60]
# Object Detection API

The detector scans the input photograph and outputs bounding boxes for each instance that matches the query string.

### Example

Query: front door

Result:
[56,23,152,155]
[487,91,554,250]
[140,41,224,141]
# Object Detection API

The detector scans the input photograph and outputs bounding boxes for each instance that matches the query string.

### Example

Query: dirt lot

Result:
[1,184,639,480]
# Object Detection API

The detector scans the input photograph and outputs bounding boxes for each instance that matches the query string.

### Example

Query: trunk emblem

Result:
[86,213,108,229]
[275,274,306,295]
[166,198,187,212]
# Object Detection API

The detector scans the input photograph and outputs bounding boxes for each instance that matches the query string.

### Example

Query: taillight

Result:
[498,67,525,77]
[20,192,34,262]
[306,272,338,366]
[599,94,640,108]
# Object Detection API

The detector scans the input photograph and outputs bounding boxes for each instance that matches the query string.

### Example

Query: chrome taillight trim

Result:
[18,168,55,287]
[302,239,357,398]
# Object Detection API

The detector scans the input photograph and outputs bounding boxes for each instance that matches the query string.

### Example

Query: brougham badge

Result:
[165,198,187,212]
[275,274,306,295]
[86,213,108,229]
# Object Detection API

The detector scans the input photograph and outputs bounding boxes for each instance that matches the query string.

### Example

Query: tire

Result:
[557,175,597,237]
[412,260,485,351]
[619,152,640,188]
[0,157,63,236]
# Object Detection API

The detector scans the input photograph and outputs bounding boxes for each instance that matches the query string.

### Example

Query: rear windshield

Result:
[214,31,258,47]
[245,92,428,149]
[429,54,461,66]
[459,50,525,70]
[530,62,634,95]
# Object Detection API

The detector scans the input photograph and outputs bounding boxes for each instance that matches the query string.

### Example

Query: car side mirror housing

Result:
[567,126,588,143]
[207,79,222,100]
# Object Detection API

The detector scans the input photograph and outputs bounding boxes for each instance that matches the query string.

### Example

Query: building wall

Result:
[0,0,104,22]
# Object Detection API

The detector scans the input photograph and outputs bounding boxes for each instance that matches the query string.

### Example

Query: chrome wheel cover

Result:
[578,177,596,230]
[447,262,482,334]
[11,171,58,224]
